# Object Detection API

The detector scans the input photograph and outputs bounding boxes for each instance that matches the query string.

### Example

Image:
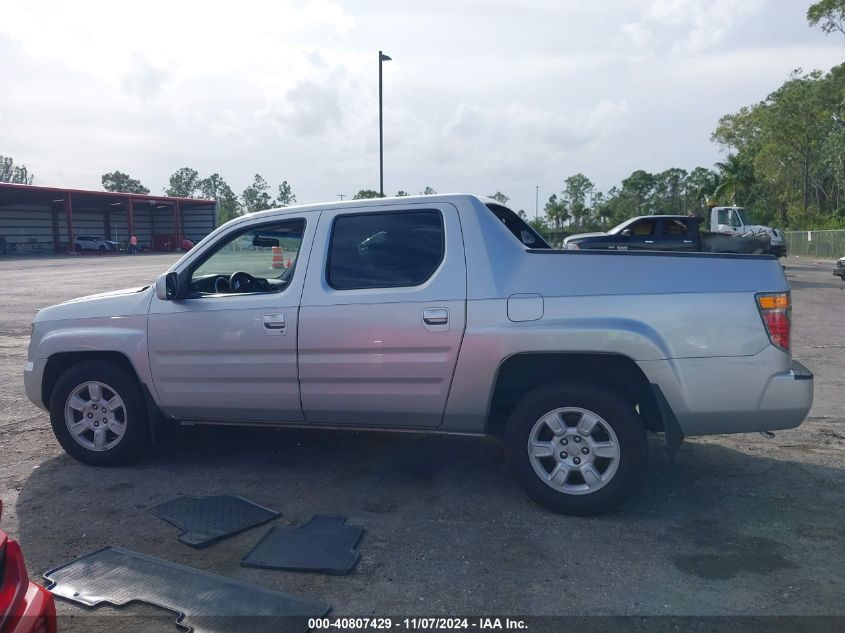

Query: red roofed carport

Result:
[0,183,217,255]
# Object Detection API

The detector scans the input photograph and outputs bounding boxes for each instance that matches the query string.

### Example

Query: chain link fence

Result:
[784,230,845,259]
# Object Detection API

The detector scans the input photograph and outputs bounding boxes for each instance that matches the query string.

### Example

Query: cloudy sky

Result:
[1,0,842,213]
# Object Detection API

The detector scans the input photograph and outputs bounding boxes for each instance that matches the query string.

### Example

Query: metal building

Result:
[0,183,217,255]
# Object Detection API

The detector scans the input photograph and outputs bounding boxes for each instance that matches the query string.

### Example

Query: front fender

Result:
[30,316,156,405]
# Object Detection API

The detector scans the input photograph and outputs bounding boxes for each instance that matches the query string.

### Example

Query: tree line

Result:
[97,169,441,224]
[516,1,845,234]
[0,156,34,185]
[100,169,296,224]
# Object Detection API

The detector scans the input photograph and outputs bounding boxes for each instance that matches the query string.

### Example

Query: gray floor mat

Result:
[241,515,364,575]
[43,546,330,633]
[151,495,280,548]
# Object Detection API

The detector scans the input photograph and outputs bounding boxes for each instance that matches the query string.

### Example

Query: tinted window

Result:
[630,219,655,236]
[486,203,550,249]
[328,211,444,289]
[661,219,689,236]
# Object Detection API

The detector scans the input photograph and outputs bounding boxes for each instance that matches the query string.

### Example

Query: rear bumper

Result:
[747,359,814,431]
[768,244,787,258]
[638,351,814,436]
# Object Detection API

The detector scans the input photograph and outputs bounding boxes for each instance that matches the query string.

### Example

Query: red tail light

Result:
[756,292,791,353]
[0,538,30,632]
[1,498,31,633]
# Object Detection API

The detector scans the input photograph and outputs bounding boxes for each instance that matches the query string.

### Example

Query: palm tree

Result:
[544,195,570,230]
[714,154,753,205]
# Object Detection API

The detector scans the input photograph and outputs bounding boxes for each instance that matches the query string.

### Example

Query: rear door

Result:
[298,203,466,427]
[657,218,697,251]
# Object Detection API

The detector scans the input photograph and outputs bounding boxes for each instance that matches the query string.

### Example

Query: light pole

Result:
[379,51,391,197]
[535,185,539,220]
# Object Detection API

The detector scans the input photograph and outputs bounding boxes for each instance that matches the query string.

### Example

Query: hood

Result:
[564,232,606,243]
[34,286,154,323]
[59,286,148,304]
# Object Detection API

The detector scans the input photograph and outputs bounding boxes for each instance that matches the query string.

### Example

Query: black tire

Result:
[49,359,150,466]
[504,381,647,516]
[98,244,106,252]
[74,243,82,252]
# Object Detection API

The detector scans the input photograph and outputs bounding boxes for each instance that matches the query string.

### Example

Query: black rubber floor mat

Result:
[151,495,280,548]
[241,515,364,575]
[43,546,330,633]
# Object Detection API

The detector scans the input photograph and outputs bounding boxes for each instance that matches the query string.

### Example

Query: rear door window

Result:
[661,219,689,236]
[327,211,444,289]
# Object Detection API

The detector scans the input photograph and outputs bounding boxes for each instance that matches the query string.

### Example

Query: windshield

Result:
[607,217,638,235]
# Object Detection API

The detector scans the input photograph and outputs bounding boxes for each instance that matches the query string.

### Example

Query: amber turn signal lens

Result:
[758,294,790,310]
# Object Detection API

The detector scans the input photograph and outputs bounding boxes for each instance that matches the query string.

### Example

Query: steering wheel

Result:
[214,276,231,294]
[229,271,258,293]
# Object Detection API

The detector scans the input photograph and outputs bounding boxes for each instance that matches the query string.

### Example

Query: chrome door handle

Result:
[422,308,449,326]
[645,240,654,244]
[263,313,286,330]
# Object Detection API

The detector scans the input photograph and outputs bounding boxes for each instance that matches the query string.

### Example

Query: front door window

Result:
[189,220,305,295]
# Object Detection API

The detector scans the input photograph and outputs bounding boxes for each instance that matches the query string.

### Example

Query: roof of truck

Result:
[239,193,486,221]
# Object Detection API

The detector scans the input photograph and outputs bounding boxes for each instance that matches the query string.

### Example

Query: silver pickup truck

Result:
[24,194,813,515]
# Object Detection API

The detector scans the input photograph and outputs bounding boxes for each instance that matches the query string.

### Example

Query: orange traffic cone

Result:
[271,246,283,269]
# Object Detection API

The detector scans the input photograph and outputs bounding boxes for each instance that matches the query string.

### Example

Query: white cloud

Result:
[0,0,841,213]
[645,0,766,52]
[121,54,171,99]
[0,1,355,85]
[620,22,655,53]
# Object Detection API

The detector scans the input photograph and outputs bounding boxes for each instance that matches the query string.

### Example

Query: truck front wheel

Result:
[49,360,150,466]
[504,381,646,515]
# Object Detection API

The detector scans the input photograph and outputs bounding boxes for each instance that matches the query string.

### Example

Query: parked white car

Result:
[74,235,118,252]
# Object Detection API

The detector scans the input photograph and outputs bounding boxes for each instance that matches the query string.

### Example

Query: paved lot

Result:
[0,254,843,630]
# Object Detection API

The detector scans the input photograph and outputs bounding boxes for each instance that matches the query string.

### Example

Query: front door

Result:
[298,203,467,427]
[622,218,658,250]
[147,214,316,422]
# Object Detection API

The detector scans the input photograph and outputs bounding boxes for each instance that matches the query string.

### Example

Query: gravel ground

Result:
[0,253,842,631]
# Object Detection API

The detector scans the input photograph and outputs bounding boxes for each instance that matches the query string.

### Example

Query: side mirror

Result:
[620,229,631,237]
[156,272,181,301]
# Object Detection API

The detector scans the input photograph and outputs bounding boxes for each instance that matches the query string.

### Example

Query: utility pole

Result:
[338,194,345,201]
[379,51,392,197]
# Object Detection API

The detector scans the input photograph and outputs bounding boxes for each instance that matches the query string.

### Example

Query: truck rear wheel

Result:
[504,381,646,515]
[49,359,150,466]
